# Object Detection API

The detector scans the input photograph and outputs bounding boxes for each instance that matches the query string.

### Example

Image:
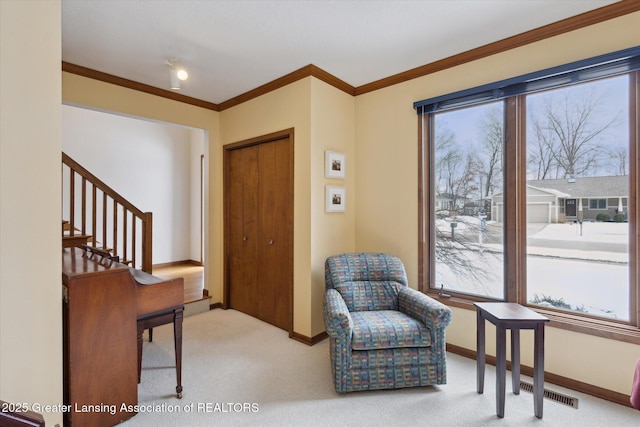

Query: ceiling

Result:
[62,0,619,105]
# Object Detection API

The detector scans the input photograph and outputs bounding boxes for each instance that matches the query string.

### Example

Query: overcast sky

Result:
[434,74,629,178]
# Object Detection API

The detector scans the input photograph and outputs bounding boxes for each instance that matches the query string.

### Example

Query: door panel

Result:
[258,138,292,330]
[228,146,259,317]
[566,199,577,217]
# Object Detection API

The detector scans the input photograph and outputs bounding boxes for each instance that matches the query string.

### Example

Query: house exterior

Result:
[435,193,454,212]
[491,175,628,223]
[436,193,491,218]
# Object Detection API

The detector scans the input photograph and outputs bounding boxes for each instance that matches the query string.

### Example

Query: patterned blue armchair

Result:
[323,253,452,393]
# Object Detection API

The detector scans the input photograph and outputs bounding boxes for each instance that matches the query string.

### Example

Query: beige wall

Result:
[354,12,640,395]
[0,1,63,425]
[220,77,356,337]
[220,78,313,335]
[309,78,356,336]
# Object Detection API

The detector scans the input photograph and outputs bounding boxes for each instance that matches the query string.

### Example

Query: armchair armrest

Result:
[398,286,452,330]
[323,288,353,338]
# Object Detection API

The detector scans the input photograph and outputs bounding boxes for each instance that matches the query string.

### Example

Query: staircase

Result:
[62,152,152,273]
[62,152,211,313]
[62,220,92,248]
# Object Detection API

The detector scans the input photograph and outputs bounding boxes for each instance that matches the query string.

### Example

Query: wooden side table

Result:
[475,302,549,418]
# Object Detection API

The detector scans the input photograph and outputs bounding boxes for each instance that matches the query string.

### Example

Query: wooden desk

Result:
[62,246,185,427]
[62,248,138,426]
[475,302,549,418]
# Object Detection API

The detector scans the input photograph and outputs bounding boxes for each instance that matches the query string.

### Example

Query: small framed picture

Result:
[325,150,345,179]
[326,186,346,213]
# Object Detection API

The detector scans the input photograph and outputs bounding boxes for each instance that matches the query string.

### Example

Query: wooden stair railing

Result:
[62,152,153,273]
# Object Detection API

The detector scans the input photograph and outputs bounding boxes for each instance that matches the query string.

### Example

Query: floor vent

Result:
[519,381,579,409]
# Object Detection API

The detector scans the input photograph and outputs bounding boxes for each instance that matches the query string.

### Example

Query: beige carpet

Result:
[122,308,640,426]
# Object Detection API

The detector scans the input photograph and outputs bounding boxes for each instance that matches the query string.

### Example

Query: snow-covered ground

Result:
[528,222,628,262]
[528,222,628,318]
[527,257,627,318]
[436,218,630,320]
[531,221,627,244]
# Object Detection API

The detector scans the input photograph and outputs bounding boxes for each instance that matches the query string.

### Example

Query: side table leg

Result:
[534,323,545,418]
[476,310,485,394]
[496,324,507,418]
[511,329,520,394]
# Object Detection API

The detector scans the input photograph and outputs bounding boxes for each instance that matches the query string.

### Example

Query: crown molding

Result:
[62,62,220,111]
[62,1,640,110]
[355,0,640,96]
[217,64,355,111]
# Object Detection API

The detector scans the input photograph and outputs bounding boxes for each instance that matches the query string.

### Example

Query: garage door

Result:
[527,203,549,223]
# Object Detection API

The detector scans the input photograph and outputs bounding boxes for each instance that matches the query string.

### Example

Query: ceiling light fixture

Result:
[176,69,188,81]
[167,59,188,90]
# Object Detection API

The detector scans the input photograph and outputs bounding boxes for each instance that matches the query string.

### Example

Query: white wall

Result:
[62,105,204,265]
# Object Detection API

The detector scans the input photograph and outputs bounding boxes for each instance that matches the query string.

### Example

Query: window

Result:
[589,199,607,210]
[432,102,504,299]
[416,47,640,338]
[525,76,629,321]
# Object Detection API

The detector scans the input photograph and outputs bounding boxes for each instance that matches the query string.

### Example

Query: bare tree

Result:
[529,87,618,178]
[456,152,481,212]
[435,122,463,206]
[439,148,462,199]
[613,147,628,176]
[478,106,503,197]
[528,120,559,179]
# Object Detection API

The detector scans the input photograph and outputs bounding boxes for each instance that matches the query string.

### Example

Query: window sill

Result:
[425,291,640,345]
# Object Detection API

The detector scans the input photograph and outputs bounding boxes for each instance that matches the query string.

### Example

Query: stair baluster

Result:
[61,152,152,273]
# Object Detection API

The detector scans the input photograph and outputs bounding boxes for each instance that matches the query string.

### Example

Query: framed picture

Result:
[326,186,346,212]
[325,150,345,179]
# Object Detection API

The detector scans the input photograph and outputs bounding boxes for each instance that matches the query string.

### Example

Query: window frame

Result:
[589,199,608,210]
[417,65,640,344]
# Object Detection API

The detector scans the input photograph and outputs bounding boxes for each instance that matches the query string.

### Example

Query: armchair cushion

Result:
[335,281,399,312]
[351,310,431,350]
[325,253,408,288]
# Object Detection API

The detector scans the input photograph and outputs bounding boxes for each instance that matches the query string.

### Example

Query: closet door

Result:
[257,138,292,330]
[227,145,259,318]
[225,132,293,331]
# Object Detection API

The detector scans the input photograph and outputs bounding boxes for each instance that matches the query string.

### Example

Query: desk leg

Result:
[476,310,485,394]
[511,329,520,395]
[174,308,184,399]
[496,324,507,418]
[534,323,545,418]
